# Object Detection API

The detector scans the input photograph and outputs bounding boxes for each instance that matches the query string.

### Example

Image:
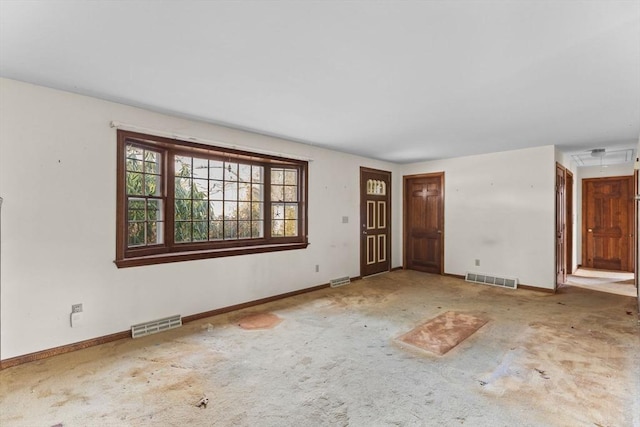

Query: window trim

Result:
[115,130,308,268]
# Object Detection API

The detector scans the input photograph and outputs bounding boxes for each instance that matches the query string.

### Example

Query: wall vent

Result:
[330,276,351,288]
[131,314,182,339]
[465,272,518,290]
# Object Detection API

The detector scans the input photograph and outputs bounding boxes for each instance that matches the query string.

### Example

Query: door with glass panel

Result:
[360,167,391,277]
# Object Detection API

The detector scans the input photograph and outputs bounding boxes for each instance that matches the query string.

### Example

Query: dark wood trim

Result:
[182,283,330,323]
[518,284,556,293]
[116,129,309,267]
[444,273,465,280]
[0,277,351,370]
[391,266,403,272]
[115,242,309,268]
[0,330,131,370]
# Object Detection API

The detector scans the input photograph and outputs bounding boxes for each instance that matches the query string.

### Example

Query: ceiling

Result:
[1,1,638,163]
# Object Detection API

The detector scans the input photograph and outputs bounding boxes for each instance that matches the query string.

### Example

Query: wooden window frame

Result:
[115,130,308,268]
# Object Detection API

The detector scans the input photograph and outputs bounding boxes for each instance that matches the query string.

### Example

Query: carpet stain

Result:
[397,311,488,355]
[238,312,282,330]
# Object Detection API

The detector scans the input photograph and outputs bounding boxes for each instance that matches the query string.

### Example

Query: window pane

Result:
[144,152,160,174]
[175,200,192,221]
[252,166,264,183]
[193,200,208,220]
[271,169,284,185]
[251,184,264,201]
[224,201,237,220]
[175,177,192,199]
[209,181,223,200]
[238,182,251,201]
[210,160,224,180]
[126,172,144,195]
[209,200,223,219]
[192,157,209,179]
[272,220,284,237]
[252,202,264,220]
[224,221,238,239]
[252,220,264,238]
[209,221,223,240]
[284,169,297,185]
[145,174,161,196]
[147,200,162,221]
[285,219,298,237]
[284,186,297,202]
[175,222,191,243]
[285,204,298,220]
[147,221,161,244]
[126,145,143,161]
[272,204,284,220]
[238,202,251,220]
[193,178,208,196]
[128,198,145,220]
[127,158,143,172]
[238,164,251,182]
[193,221,208,241]
[271,186,284,202]
[238,221,252,239]
[175,156,192,177]
[225,162,238,181]
[224,182,238,201]
[128,223,145,247]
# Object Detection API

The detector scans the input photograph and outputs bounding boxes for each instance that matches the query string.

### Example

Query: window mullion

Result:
[264,166,272,240]
[166,149,176,248]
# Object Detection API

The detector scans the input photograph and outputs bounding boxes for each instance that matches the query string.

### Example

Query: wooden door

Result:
[360,167,391,277]
[582,175,634,272]
[556,164,567,285]
[404,173,444,274]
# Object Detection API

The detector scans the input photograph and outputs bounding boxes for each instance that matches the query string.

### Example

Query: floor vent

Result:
[465,272,518,290]
[330,276,351,288]
[131,314,182,339]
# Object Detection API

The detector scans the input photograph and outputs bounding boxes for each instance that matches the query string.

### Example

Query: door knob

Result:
[588,229,593,232]
[437,230,442,234]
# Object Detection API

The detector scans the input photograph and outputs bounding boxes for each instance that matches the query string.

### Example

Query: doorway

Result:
[360,167,391,277]
[582,175,634,272]
[403,172,444,274]
[556,164,568,285]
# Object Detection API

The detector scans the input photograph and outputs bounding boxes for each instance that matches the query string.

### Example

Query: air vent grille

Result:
[131,314,182,339]
[466,272,518,290]
[330,276,351,288]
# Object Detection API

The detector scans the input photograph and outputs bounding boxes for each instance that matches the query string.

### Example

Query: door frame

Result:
[566,169,574,275]
[556,163,568,287]
[402,172,445,274]
[359,167,392,277]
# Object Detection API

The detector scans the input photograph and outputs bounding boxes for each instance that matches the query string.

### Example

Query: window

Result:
[116,130,308,267]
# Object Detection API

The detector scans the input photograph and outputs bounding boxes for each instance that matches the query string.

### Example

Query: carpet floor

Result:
[1,270,638,426]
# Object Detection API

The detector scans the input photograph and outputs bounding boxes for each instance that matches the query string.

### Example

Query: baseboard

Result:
[1,279,341,370]
[391,266,403,272]
[0,330,131,370]
[518,284,556,294]
[444,273,465,280]
[181,283,329,323]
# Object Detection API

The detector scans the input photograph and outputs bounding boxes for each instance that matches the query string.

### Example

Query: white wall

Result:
[0,78,401,359]
[402,146,557,289]
[575,163,634,265]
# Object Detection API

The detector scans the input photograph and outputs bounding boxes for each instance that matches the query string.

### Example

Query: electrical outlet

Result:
[475,259,480,267]
[315,264,320,273]
[72,303,83,313]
